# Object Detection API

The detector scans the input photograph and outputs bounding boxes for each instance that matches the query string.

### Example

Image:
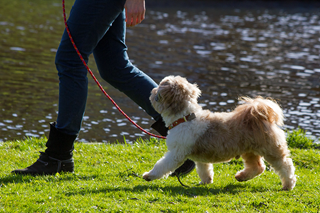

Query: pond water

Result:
[1,0,320,143]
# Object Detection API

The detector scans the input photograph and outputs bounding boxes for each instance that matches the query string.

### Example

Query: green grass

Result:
[287,128,320,149]
[0,130,319,212]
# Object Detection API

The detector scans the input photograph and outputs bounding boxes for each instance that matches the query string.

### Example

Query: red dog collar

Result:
[168,113,196,130]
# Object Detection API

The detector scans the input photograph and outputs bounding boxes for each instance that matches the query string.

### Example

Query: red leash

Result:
[62,0,166,139]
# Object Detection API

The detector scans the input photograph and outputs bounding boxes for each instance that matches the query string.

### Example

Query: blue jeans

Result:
[55,0,161,135]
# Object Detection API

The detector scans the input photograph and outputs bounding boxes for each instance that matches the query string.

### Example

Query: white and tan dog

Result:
[143,75,296,190]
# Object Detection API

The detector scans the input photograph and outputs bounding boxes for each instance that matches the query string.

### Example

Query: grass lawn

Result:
[0,130,319,212]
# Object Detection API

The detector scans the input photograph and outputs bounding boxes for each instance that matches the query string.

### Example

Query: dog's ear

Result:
[175,76,201,102]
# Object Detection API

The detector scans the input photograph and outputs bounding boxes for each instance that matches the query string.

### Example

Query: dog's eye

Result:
[155,93,161,102]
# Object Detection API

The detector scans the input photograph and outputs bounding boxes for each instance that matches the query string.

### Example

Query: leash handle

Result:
[62,0,166,140]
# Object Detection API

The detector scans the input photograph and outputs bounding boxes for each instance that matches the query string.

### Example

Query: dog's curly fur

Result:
[143,75,296,190]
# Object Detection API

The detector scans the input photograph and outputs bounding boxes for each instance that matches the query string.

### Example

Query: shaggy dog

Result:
[143,75,296,190]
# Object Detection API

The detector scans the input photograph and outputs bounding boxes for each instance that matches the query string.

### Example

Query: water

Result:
[1,0,320,143]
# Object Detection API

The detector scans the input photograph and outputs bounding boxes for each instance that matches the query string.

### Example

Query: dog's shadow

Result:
[0,174,271,197]
[63,183,269,197]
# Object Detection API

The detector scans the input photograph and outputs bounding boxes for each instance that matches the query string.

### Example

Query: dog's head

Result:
[150,76,201,115]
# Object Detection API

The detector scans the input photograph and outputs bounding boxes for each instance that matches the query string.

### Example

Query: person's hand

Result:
[124,0,145,27]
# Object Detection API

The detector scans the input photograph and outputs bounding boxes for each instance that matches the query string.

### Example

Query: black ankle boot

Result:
[45,122,76,160]
[151,118,196,177]
[12,122,76,175]
[12,152,74,175]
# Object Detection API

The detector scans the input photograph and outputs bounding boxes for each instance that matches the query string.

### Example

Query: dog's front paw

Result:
[143,172,153,181]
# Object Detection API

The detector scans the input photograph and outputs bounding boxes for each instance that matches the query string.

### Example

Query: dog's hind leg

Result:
[235,153,265,182]
[196,162,214,184]
[263,154,296,190]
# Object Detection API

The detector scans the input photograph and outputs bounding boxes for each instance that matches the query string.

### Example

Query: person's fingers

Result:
[127,15,139,27]
[124,0,146,27]
[135,14,141,26]
[131,14,137,26]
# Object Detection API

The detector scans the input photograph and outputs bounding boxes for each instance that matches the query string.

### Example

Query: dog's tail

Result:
[234,96,284,129]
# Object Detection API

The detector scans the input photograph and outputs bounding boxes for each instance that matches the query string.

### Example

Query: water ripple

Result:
[1,1,320,142]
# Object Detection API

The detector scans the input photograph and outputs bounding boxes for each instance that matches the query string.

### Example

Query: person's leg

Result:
[12,0,126,175]
[49,0,128,161]
[93,10,161,121]
[56,0,127,135]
